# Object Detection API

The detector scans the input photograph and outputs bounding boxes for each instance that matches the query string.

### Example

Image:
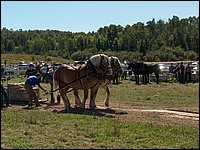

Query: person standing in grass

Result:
[40,63,49,83]
[185,63,192,83]
[180,62,185,84]
[169,63,175,74]
[47,68,55,105]
[169,63,175,80]
[173,63,180,82]
[24,73,47,109]
[24,63,38,78]
[1,82,10,108]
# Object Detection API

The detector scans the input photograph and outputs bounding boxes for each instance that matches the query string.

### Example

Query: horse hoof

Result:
[105,102,109,107]
[91,104,96,108]
[89,104,96,109]
[80,104,85,109]
[90,107,96,111]
[64,106,71,110]
[74,104,79,108]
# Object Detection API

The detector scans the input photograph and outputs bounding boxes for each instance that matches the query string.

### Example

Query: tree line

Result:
[1,15,199,62]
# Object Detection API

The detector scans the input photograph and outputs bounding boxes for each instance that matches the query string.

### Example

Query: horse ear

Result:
[111,56,115,63]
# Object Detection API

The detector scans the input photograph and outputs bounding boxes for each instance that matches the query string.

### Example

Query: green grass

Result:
[1,77,199,149]
[1,107,199,149]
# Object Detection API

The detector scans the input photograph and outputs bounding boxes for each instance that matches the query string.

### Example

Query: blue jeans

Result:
[1,84,9,106]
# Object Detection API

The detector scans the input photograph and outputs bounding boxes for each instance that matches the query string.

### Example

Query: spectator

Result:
[1,83,11,108]
[1,84,9,108]
[24,63,38,78]
[24,73,47,109]
[173,63,180,82]
[122,63,128,80]
[36,62,43,74]
[112,69,119,84]
[128,69,133,79]
[1,72,11,108]
[169,63,175,74]
[169,63,175,80]
[1,64,5,77]
[40,63,49,83]
[180,62,185,84]
[47,68,55,105]
[185,63,192,83]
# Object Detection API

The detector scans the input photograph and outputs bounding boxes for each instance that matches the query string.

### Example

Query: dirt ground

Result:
[6,99,199,128]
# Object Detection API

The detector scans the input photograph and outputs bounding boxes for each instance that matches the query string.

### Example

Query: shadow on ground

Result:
[55,107,128,118]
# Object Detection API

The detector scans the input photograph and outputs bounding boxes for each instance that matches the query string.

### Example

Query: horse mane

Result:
[110,56,122,68]
[89,54,108,67]
[74,61,86,65]
[109,56,119,63]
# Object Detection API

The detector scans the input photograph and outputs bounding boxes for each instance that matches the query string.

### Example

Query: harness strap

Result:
[67,64,84,88]
[77,66,83,88]
[52,58,108,93]
[59,67,61,93]
[52,71,94,93]
[101,78,110,87]
[90,79,100,89]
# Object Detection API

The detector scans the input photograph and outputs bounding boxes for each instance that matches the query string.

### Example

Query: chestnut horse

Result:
[53,54,112,110]
[73,56,122,108]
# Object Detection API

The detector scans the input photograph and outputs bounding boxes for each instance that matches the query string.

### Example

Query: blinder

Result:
[87,54,112,77]
[110,56,122,72]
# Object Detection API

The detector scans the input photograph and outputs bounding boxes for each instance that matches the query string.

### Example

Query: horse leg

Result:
[135,74,138,84]
[80,89,88,109]
[104,86,110,107]
[135,75,138,84]
[90,87,99,109]
[155,74,159,84]
[142,75,145,84]
[60,88,70,110]
[136,75,139,84]
[73,90,81,107]
[144,74,148,84]
[147,74,151,84]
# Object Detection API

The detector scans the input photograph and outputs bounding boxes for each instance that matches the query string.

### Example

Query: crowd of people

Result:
[169,62,194,84]
[1,62,57,109]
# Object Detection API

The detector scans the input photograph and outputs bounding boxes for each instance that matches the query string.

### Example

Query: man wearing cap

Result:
[24,62,38,78]
[24,73,47,109]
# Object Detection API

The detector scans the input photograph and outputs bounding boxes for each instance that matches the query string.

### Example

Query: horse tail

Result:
[53,68,60,102]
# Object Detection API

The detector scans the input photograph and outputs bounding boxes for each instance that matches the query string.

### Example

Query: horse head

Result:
[127,61,136,71]
[109,56,122,72]
[89,54,113,76]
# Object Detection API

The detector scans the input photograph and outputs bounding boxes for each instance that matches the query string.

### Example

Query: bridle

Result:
[89,54,112,77]
[110,57,122,72]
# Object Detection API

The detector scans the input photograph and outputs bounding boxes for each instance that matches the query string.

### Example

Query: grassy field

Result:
[1,76,199,149]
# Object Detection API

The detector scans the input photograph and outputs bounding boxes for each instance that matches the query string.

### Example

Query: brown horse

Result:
[73,56,122,108]
[53,54,112,110]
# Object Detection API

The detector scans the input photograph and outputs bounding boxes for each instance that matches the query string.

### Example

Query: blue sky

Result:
[1,1,199,33]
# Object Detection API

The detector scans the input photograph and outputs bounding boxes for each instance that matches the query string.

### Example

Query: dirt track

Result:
[6,100,199,127]
[97,105,199,121]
